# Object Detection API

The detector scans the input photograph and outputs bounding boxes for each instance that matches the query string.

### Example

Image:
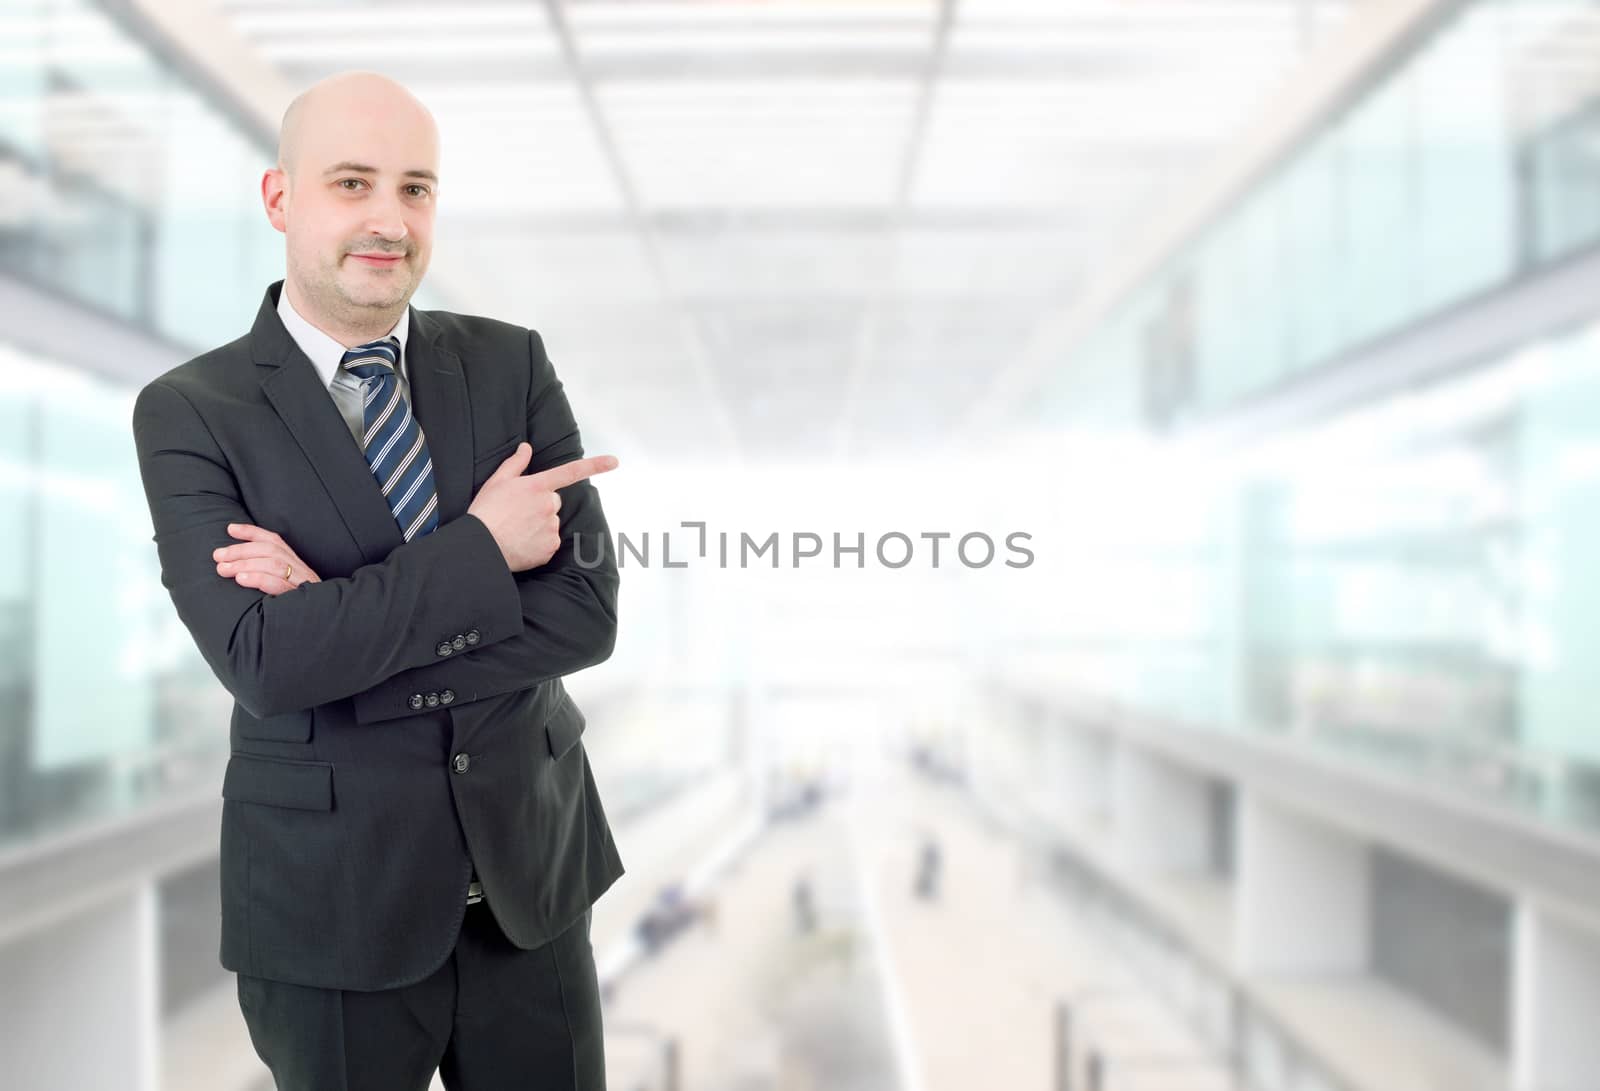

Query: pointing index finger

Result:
[525,454,619,492]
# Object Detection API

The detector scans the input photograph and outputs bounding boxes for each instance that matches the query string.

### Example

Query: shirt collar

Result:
[277,283,410,390]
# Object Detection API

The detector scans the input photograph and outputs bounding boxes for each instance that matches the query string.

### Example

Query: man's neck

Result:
[283,279,404,348]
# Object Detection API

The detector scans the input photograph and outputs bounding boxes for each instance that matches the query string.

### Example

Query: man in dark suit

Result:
[130,70,625,1090]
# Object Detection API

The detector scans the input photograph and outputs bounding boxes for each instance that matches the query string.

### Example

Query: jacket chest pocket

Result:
[471,435,522,491]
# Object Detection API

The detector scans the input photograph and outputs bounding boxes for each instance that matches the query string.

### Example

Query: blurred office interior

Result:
[3,0,1600,1088]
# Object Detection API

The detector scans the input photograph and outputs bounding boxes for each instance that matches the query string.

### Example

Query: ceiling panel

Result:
[211,0,1354,461]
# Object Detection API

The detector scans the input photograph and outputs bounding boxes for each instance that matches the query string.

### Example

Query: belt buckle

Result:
[466,879,484,905]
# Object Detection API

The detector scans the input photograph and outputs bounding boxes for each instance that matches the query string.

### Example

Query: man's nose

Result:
[364,194,409,240]
[367,216,408,242]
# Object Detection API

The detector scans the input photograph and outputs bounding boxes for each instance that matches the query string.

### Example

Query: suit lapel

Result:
[250,280,473,565]
[404,308,472,532]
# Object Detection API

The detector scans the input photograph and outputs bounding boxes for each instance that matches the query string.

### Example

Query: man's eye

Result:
[338,178,365,190]
[406,185,430,198]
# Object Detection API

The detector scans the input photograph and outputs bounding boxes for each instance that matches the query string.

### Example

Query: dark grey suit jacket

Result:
[131,279,625,992]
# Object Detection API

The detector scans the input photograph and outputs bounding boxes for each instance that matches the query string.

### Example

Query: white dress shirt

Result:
[277,285,413,449]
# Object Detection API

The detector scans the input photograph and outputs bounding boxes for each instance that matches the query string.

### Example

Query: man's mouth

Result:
[350,253,405,266]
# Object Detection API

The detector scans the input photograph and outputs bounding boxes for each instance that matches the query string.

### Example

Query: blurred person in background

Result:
[131,69,624,1091]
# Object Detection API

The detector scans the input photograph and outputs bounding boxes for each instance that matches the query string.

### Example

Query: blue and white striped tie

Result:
[339,336,440,541]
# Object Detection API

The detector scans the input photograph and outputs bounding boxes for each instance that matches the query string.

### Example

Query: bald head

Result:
[263,69,440,343]
[276,70,438,181]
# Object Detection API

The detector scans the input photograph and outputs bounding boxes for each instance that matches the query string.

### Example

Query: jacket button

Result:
[452,752,470,774]
[425,691,440,708]
[465,629,480,645]
[440,689,455,705]
[408,693,424,710]
[436,641,453,657]
[452,634,466,651]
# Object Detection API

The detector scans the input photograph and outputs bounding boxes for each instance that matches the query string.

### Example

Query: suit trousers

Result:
[236,901,605,1090]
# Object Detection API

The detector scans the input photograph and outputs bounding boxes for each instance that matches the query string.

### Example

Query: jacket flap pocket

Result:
[223,754,334,810]
[545,693,586,759]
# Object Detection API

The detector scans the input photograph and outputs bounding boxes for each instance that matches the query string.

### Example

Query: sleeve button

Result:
[465,629,481,645]
[425,692,440,708]
[440,690,456,705]
[452,635,466,651]
[436,641,453,657]
[408,693,424,710]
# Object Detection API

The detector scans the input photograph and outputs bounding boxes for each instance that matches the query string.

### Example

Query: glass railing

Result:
[1001,315,1600,838]
[967,770,1362,1091]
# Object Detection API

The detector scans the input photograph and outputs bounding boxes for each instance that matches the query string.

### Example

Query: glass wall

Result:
[0,0,449,850]
[1034,0,1598,429]
[0,345,237,850]
[1,0,265,344]
[1014,0,1600,834]
[0,0,442,353]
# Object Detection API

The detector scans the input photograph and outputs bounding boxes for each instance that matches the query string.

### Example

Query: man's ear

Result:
[261,167,289,234]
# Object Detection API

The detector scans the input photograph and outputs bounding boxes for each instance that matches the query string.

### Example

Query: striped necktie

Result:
[339,336,440,541]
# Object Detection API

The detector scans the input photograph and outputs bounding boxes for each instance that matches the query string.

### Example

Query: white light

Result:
[255,35,561,60]
[957,0,1342,25]
[569,2,938,28]
[609,110,913,133]
[600,80,922,105]
[230,5,552,33]
[0,343,110,399]
[0,11,118,37]
[603,110,917,132]
[578,29,935,54]
[408,85,581,108]
[1213,342,1563,488]
[952,26,1296,54]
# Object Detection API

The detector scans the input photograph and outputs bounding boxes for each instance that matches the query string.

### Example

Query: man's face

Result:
[266,87,438,321]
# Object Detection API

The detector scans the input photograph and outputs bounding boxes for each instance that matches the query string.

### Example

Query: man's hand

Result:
[214,523,322,596]
[467,442,619,572]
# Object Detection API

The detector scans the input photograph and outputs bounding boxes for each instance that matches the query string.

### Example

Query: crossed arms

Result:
[131,330,619,724]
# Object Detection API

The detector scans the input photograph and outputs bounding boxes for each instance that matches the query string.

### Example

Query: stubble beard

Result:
[292,246,415,330]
